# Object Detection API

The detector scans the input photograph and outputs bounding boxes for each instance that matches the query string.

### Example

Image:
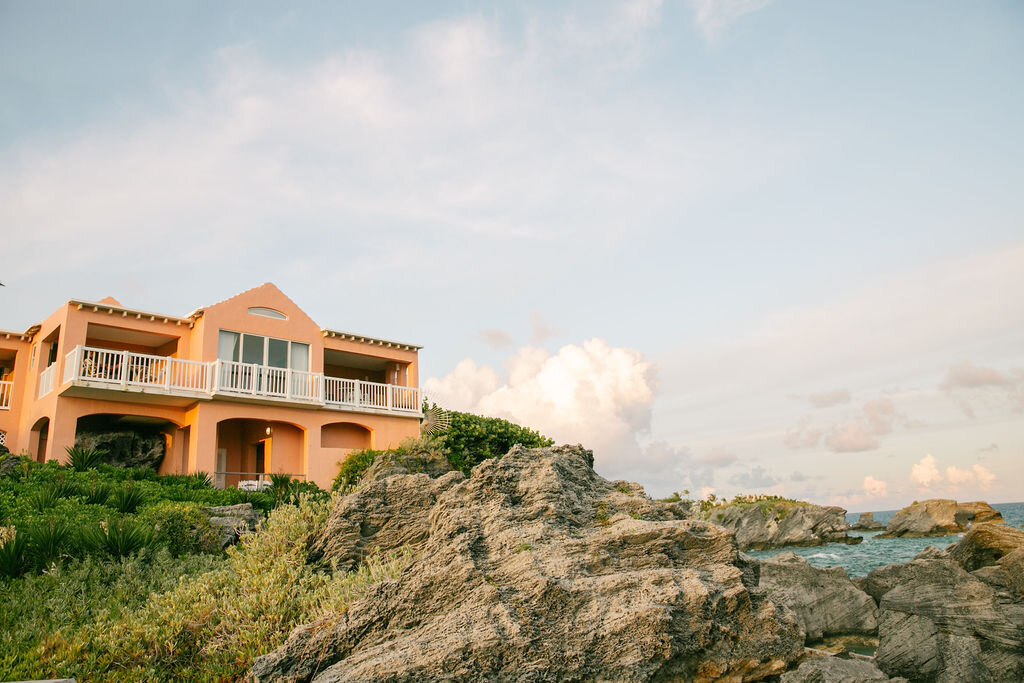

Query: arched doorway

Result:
[30,417,49,463]
[215,418,305,489]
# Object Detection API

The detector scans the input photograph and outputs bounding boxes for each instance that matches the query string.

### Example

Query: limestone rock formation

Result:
[206,503,262,548]
[252,445,804,682]
[851,512,884,530]
[760,552,878,642]
[873,556,1024,682]
[360,446,454,481]
[780,655,899,682]
[703,501,862,550]
[879,499,1003,538]
[947,522,1024,571]
[74,430,166,469]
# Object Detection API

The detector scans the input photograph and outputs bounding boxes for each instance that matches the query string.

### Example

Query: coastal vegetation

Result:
[331,407,553,491]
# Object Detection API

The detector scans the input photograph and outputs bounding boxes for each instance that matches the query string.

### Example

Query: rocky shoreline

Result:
[249,446,1021,682]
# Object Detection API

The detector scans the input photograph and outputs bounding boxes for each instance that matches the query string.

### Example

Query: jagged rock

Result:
[781,655,896,682]
[361,447,454,481]
[206,503,261,548]
[703,501,862,550]
[851,512,884,530]
[957,501,1004,525]
[760,552,879,642]
[996,548,1024,598]
[947,522,1024,572]
[252,444,804,682]
[879,499,1003,538]
[74,430,165,469]
[874,557,1024,682]
[313,470,465,571]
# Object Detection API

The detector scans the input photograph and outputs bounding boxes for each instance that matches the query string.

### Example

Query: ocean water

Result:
[747,501,1024,577]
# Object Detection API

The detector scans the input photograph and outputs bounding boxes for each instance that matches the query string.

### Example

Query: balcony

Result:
[61,345,421,416]
[0,380,11,409]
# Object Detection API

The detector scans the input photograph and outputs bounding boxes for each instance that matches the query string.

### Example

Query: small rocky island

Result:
[851,511,885,530]
[878,498,1004,538]
[699,496,862,550]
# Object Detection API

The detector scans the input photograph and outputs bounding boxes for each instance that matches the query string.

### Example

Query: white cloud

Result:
[945,465,974,485]
[688,0,774,42]
[818,397,900,453]
[910,454,941,488]
[972,464,995,488]
[801,388,851,409]
[863,475,887,497]
[423,339,657,476]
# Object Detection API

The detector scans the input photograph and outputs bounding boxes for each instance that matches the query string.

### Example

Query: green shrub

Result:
[82,482,112,506]
[29,486,61,512]
[65,446,107,472]
[189,471,213,488]
[107,486,145,514]
[138,501,220,557]
[332,447,384,492]
[62,495,414,680]
[82,519,152,558]
[0,548,224,679]
[0,529,29,578]
[25,519,73,567]
[442,408,553,474]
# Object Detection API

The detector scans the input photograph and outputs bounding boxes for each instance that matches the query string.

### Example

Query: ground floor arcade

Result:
[4,395,418,490]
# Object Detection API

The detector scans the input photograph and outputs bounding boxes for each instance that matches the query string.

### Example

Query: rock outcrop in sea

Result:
[851,511,885,530]
[878,498,1004,538]
[253,444,805,682]
[863,523,1024,682]
[702,500,862,550]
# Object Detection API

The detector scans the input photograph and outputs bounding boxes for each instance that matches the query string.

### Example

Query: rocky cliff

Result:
[879,499,1004,538]
[252,445,804,682]
[702,500,862,550]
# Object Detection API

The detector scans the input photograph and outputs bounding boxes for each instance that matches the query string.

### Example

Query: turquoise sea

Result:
[748,501,1024,577]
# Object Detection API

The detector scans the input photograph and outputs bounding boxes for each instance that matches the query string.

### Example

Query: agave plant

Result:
[269,472,294,504]
[25,519,72,566]
[83,520,152,558]
[189,471,213,489]
[108,486,146,514]
[83,482,112,505]
[29,486,61,512]
[65,446,108,472]
[51,477,80,499]
[0,531,30,578]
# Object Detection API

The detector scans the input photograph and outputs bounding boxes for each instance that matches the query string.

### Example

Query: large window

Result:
[218,330,310,372]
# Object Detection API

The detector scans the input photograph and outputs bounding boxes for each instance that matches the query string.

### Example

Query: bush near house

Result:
[331,408,554,491]
[0,450,329,579]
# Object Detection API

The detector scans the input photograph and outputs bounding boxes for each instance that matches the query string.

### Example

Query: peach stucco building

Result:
[0,284,422,489]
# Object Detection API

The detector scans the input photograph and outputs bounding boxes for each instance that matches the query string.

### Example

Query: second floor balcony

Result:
[61,345,421,416]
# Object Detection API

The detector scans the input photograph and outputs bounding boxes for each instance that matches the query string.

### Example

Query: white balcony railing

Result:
[38,365,56,399]
[213,360,321,403]
[0,380,12,410]
[323,377,421,413]
[62,345,420,416]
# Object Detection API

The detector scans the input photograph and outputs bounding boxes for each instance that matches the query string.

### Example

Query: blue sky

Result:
[3,0,1023,509]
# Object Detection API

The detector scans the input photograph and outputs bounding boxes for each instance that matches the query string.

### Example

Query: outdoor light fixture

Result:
[266,426,272,436]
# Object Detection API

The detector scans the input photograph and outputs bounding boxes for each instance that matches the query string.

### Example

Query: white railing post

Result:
[286,368,292,400]
[164,358,172,391]
[210,360,219,393]
[354,379,361,407]
[252,365,259,395]
[386,385,392,412]
[119,351,129,388]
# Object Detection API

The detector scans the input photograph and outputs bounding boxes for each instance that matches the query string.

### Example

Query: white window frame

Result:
[218,329,309,372]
